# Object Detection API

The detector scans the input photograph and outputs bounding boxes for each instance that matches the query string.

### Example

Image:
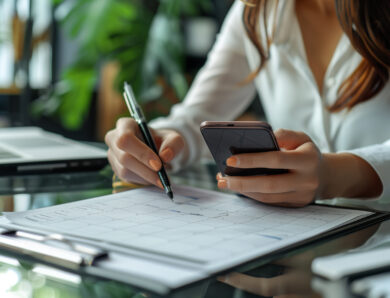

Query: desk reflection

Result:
[0,170,112,214]
[214,223,379,298]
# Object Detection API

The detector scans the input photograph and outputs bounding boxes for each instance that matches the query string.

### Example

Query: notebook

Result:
[0,126,107,175]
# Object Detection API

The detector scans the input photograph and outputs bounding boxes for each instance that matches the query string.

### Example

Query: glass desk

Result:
[0,163,388,298]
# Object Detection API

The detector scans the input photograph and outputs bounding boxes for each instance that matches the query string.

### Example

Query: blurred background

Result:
[0,0,238,142]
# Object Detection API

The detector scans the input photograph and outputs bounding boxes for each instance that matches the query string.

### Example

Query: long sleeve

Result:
[345,140,390,202]
[150,1,256,169]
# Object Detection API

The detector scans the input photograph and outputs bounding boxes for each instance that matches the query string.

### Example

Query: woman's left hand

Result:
[216,129,323,207]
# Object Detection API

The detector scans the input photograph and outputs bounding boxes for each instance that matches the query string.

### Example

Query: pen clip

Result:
[123,91,136,118]
[123,82,145,122]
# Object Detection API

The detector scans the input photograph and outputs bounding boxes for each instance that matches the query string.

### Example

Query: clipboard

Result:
[0,230,107,270]
[0,197,389,295]
[0,216,210,295]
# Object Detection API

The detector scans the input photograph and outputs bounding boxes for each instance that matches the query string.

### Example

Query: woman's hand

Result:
[217,129,323,207]
[105,118,185,188]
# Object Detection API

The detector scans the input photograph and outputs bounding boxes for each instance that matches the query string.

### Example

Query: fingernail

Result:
[216,173,222,180]
[161,148,174,162]
[218,179,227,189]
[156,179,163,189]
[149,159,161,171]
[226,156,238,167]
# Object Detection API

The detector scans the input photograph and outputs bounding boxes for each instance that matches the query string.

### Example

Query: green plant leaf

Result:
[57,66,97,129]
[37,0,213,129]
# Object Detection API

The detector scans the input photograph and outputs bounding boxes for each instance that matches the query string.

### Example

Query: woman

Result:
[105,0,390,208]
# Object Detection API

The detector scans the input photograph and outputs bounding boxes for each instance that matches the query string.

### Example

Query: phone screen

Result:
[201,125,287,176]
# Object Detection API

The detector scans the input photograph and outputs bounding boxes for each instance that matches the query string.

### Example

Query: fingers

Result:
[116,117,142,138]
[274,129,312,150]
[105,118,162,187]
[216,171,317,206]
[226,142,319,171]
[107,149,147,185]
[217,173,318,194]
[106,118,162,171]
[116,130,162,172]
[215,129,320,207]
[227,150,311,170]
[105,118,186,189]
[158,130,185,163]
[108,148,161,187]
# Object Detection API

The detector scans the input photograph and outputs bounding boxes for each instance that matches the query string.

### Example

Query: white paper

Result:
[5,185,372,272]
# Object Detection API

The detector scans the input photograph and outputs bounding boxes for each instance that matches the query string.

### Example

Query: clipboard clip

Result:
[0,230,108,270]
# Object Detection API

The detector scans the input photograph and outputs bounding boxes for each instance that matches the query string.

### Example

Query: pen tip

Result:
[165,185,174,201]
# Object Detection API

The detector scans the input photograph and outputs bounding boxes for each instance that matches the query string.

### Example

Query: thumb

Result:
[158,130,185,163]
[274,129,312,150]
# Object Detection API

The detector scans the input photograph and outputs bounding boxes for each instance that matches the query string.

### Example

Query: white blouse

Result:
[150,0,390,206]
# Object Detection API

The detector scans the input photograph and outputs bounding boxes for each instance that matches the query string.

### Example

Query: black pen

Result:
[123,82,174,200]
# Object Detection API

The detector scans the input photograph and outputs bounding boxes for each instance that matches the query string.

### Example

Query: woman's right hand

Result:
[105,118,185,188]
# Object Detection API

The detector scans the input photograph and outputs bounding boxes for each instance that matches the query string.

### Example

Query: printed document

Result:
[5,185,372,273]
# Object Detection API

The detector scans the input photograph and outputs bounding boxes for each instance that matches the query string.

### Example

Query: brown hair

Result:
[242,0,390,111]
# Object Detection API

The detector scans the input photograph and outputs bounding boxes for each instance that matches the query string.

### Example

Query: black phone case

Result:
[200,122,287,176]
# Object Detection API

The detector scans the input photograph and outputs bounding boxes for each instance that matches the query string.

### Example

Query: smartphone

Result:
[200,121,287,176]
